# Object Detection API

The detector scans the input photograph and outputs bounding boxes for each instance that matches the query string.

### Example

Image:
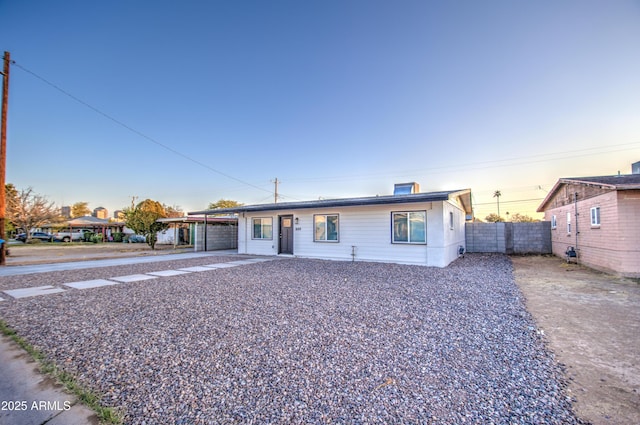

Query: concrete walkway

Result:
[0,249,244,423]
[0,250,238,277]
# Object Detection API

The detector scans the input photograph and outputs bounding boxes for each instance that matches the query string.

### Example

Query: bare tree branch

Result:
[6,187,60,241]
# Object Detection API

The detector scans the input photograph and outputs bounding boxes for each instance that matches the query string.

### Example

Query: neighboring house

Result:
[537,173,640,278]
[43,216,126,241]
[189,185,472,267]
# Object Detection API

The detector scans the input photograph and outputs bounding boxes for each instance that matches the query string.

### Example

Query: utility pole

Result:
[273,178,279,203]
[0,51,10,266]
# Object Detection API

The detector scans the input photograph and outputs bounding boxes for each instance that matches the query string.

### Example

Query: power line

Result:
[12,61,639,203]
[12,61,275,196]
[283,142,640,184]
[473,197,545,206]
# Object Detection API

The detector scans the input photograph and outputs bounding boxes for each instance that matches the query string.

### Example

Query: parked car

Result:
[126,234,146,243]
[16,232,54,242]
[53,229,92,242]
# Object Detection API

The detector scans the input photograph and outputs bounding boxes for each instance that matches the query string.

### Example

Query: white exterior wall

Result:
[237,200,467,267]
[440,199,468,266]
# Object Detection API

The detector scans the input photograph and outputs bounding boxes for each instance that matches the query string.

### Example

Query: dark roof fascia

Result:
[562,175,640,189]
[189,189,472,216]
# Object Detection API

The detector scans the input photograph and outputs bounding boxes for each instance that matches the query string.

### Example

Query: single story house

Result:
[189,185,472,267]
[44,216,126,241]
[536,172,640,278]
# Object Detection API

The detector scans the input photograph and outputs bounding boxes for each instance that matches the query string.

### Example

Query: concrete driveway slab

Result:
[3,286,65,299]
[110,274,157,283]
[64,279,121,290]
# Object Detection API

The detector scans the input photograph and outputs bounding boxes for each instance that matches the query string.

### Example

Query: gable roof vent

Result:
[394,182,420,195]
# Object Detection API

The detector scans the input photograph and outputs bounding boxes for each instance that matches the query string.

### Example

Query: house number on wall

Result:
[295,227,302,231]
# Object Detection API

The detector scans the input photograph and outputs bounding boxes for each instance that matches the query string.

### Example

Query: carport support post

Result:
[203,214,207,252]
[173,223,177,249]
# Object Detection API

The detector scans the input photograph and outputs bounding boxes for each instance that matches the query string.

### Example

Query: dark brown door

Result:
[279,215,294,254]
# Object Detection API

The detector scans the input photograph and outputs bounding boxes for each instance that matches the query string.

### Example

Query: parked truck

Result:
[53,229,92,242]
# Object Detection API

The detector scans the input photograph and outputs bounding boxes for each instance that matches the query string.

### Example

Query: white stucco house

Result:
[189,185,472,267]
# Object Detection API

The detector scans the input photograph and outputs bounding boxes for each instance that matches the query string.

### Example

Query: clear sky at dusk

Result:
[1,0,639,219]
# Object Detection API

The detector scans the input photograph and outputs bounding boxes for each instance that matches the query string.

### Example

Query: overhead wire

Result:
[12,61,278,197]
[11,61,639,204]
[282,142,640,184]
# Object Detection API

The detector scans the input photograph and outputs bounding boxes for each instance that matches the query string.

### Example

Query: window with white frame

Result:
[551,215,557,229]
[314,214,339,242]
[252,217,273,239]
[590,206,601,226]
[567,212,571,234]
[392,211,426,244]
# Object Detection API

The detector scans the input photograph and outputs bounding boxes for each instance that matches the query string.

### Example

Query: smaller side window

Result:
[590,206,601,226]
[567,212,571,234]
[551,215,557,229]
[314,214,339,242]
[449,212,454,230]
[252,217,273,240]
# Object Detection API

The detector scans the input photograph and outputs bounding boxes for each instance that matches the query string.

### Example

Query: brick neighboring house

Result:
[537,173,640,278]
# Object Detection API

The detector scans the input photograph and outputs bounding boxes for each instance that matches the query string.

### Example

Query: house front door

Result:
[279,215,294,254]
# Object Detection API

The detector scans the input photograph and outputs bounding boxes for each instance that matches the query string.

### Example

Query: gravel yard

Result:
[0,254,584,424]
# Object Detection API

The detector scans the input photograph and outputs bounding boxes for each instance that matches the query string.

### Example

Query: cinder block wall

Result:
[512,222,551,254]
[465,222,505,253]
[195,224,238,251]
[465,222,551,254]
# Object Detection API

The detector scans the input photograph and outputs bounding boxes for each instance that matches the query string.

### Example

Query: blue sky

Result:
[1,0,639,219]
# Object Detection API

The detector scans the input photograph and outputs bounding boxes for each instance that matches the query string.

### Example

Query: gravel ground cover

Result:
[0,254,584,424]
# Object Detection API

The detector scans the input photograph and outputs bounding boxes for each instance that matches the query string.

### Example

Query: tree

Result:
[123,199,169,249]
[510,213,537,222]
[71,202,91,218]
[163,204,184,218]
[493,190,502,217]
[5,184,18,235]
[208,199,244,210]
[484,213,505,223]
[6,187,60,241]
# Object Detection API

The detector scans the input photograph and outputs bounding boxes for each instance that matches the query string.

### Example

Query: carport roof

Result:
[189,189,472,216]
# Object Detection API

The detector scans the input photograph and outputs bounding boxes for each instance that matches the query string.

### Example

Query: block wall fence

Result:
[465,222,552,254]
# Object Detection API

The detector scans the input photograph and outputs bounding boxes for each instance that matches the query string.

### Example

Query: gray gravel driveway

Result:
[0,254,584,424]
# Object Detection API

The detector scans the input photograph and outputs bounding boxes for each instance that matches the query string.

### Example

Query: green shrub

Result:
[83,231,95,242]
[112,232,124,243]
[91,233,104,243]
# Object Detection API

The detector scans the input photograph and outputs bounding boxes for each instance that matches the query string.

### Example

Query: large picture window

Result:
[314,214,339,242]
[252,217,273,239]
[392,211,426,244]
